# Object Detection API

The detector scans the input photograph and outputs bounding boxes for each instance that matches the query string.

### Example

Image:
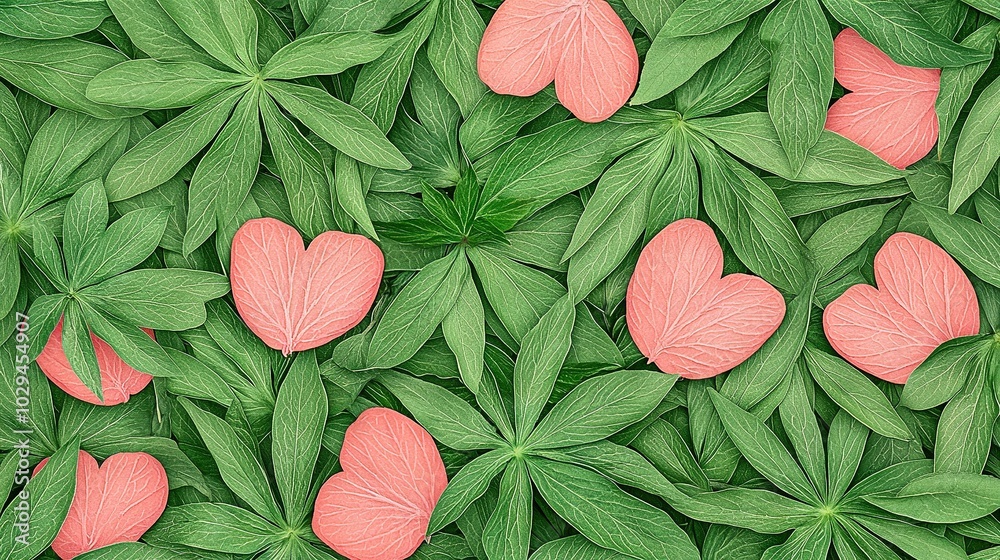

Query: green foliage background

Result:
[3,0,1000,559]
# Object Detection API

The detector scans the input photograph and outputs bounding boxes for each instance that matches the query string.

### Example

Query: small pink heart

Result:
[477,0,639,123]
[230,218,384,356]
[312,408,448,560]
[825,28,941,169]
[824,232,980,384]
[626,219,787,379]
[35,451,168,560]
[36,319,154,406]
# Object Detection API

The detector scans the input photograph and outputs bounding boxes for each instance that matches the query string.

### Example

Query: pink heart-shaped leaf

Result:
[36,319,154,406]
[626,219,787,380]
[824,232,980,384]
[825,28,941,169]
[35,451,168,560]
[312,407,448,560]
[477,0,639,123]
[230,218,384,356]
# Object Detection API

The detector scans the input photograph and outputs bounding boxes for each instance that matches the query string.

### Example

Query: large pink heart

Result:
[824,232,980,384]
[35,451,168,560]
[312,407,448,560]
[230,218,384,356]
[626,219,787,379]
[825,28,941,169]
[36,319,154,406]
[477,0,639,123]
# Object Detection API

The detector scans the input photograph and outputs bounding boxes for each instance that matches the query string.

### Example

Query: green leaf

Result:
[0,437,79,560]
[722,281,813,409]
[854,516,968,560]
[664,0,773,36]
[185,89,261,255]
[0,0,110,39]
[934,363,996,474]
[74,205,170,287]
[105,87,245,202]
[527,370,676,450]
[477,120,645,232]
[760,0,833,173]
[427,0,487,116]
[806,202,895,276]
[262,31,396,80]
[677,485,818,533]
[62,179,108,274]
[696,140,808,293]
[647,138,699,239]
[368,250,468,369]
[821,0,991,67]
[267,80,409,170]
[631,20,746,104]
[483,460,532,560]
[761,522,831,560]
[514,296,576,442]
[778,369,827,499]
[468,245,565,344]
[901,335,990,411]
[178,398,283,523]
[565,138,670,301]
[258,92,336,238]
[527,458,700,560]
[803,346,911,440]
[866,472,1000,523]
[826,411,869,503]
[350,1,437,131]
[272,352,326,526]
[62,301,104,402]
[0,237,17,318]
[708,389,820,504]
[157,0,259,74]
[919,202,1000,289]
[81,269,230,330]
[0,36,142,119]
[951,75,1000,212]
[378,370,505,451]
[428,448,511,534]
[693,112,904,186]
[106,0,217,66]
[531,536,630,560]
[87,60,247,110]
[937,21,998,158]
[144,503,282,554]
[442,272,485,394]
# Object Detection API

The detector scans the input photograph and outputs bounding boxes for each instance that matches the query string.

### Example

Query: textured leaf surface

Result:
[626,219,786,379]
[824,232,980,384]
[312,408,448,560]
[477,0,638,122]
[230,218,384,355]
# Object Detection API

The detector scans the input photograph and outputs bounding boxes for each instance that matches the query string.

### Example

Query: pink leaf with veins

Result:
[477,0,639,123]
[825,28,941,169]
[312,408,448,560]
[230,218,384,355]
[36,319,154,406]
[35,451,168,560]
[824,232,980,384]
[626,219,786,380]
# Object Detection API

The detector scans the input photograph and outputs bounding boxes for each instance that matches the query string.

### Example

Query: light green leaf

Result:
[514,296,576,442]
[442,272,485,394]
[951,74,1000,212]
[262,31,396,80]
[87,60,247,110]
[157,0,259,74]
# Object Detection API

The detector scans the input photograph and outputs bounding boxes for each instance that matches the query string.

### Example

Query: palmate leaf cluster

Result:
[4,0,1000,559]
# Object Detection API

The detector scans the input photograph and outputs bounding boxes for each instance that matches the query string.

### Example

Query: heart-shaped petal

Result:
[230,218,384,356]
[35,451,168,560]
[825,28,941,169]
[36,319,154,406]
[626,219,787,379]
[477,0,639,123]
[312,407,448,560]
[824,232,980,384]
